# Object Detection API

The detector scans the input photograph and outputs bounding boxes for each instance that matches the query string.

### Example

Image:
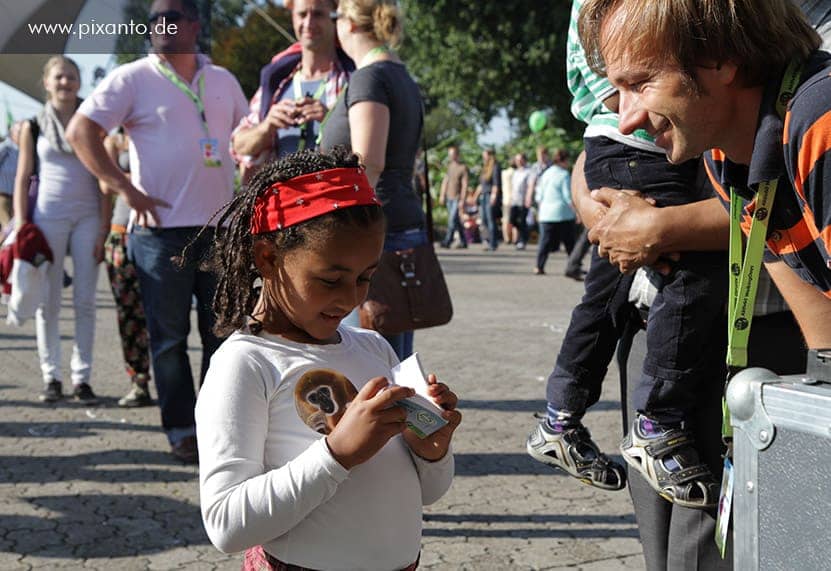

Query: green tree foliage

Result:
[399,0,582,139]
[211,2,293,98]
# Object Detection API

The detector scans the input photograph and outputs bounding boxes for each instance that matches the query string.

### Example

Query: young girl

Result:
[195,148,461,571]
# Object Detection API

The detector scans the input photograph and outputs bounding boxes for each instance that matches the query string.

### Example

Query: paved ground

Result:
[0,242,646,570]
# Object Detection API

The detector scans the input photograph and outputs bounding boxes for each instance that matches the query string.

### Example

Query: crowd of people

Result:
[1,0,830,569]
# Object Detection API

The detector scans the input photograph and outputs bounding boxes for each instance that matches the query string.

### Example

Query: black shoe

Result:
[439,242,451,249]
[62,271,73,288]
[171,436,199,464]
[118,381,153,408]
[73,383,99,404]
[39,380,63,403]
[565,268,586,281]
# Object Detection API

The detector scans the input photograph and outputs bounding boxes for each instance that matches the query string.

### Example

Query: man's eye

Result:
[319,278,338,286]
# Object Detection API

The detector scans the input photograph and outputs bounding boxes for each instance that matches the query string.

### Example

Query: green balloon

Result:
[528,110,547,133]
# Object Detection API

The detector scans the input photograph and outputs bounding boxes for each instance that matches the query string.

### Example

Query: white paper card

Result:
[390,353,448,438]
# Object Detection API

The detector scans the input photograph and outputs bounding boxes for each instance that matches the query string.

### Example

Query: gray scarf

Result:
[36,100,81,155]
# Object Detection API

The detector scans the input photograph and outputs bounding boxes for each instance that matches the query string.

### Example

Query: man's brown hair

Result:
[579,0,821,86]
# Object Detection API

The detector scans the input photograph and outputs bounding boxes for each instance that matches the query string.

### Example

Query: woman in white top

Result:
[13,56,110,404]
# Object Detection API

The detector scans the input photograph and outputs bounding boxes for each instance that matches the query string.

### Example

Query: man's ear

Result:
[253,239,280,278]
[714,60,739,86]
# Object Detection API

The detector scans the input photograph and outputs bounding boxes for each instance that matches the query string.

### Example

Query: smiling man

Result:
[231,0,353,182]
[578,0,831,349]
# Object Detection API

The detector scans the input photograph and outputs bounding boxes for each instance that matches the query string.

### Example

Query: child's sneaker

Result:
[526,419,627,491]
[620,414,719,509]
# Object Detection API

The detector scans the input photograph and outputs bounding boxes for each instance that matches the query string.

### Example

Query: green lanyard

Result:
[360,45,390,66]
[292,71,327,152]
[722,59,803,438]
[726,180,778,369]
[154,59,211,138]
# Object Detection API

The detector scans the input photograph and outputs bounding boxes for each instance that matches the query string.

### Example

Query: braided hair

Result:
[195,147,384,337]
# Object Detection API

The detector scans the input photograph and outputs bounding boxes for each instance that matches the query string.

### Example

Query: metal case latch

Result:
[726,367,780,450]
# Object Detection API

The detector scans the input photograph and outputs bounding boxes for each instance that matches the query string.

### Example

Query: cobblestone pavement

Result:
[0,243,645,570]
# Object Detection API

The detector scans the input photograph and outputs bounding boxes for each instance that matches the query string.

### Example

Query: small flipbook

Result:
[390,353,449,438]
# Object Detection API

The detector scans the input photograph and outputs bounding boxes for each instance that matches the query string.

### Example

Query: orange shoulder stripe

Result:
[705,153,729,202]
[766,206,821,255]
[792,109,831,202]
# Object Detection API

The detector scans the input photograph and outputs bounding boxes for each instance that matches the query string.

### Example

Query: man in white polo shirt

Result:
[67,0,247,463]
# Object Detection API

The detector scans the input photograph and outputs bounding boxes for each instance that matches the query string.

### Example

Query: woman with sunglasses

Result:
[321,0,426,360]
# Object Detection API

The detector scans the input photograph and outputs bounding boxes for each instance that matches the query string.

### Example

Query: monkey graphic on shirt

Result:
[294,369,359,435]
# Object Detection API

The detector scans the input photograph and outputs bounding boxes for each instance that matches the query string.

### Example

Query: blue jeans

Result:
[128,226,224,444]
[536,220,576,271]
[442,199,467,247]
[479,192,499,249]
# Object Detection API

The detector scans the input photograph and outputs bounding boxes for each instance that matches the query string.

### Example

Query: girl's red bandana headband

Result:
[250,167,381,234]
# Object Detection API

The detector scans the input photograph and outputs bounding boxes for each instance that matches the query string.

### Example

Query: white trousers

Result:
[34,214,101,385]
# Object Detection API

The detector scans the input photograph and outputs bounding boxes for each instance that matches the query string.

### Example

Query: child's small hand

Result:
[326,376,414,470]
[403,374,462,461]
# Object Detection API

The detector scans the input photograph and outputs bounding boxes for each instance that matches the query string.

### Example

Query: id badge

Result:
[715,457,735,558]
[199,138,221,167]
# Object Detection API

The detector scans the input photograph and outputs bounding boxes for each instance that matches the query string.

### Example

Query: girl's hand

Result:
[403,374,462,461]
[326,376,414,470]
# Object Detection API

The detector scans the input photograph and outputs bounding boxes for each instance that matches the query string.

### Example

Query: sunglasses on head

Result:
[148,10,189,24]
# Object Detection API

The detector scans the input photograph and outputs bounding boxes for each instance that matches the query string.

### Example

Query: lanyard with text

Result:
[715,60,802,557]
[293,71,327,152]
[722,59,803,438]
[154,60,221,167]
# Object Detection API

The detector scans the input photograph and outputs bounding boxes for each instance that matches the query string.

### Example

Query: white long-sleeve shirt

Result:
[196,325,454,570]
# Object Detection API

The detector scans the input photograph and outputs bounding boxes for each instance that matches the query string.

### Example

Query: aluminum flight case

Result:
[726,349,831,571]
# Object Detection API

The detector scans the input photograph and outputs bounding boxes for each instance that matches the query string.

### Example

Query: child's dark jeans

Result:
[545,136,727,424]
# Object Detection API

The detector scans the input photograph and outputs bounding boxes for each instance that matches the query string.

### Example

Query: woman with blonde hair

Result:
[13,55,109,403]
[321,0,426,360]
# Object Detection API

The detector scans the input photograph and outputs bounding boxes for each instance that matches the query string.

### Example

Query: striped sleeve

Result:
[566,0,616,124]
